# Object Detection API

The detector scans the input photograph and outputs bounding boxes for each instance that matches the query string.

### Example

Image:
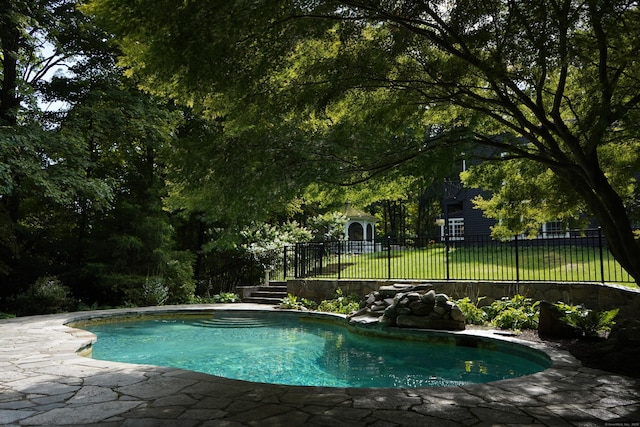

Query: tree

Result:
[0,0,114,288]
[84,0,640,283]
[460,157,592,238]
[0,0,198,309]
[57,76,195,305]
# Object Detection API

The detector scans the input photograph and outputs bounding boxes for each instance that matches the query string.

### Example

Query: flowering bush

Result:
[241,221,312,272]
[317,289,360,314]
[306,212,347,241]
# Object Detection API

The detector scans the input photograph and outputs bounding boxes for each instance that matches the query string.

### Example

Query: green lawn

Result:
[295,243,636,286]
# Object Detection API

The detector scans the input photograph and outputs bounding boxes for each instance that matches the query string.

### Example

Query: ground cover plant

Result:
[316,290,360,315]
[279,294,318,311]
[454,295,540,331]
[455,295,619,337]
[189,293,243,304]
[454,297,488,326]
[283,290,621,337]
[279,290,360,314]
[484,295,540,331]
[554,302,619,337]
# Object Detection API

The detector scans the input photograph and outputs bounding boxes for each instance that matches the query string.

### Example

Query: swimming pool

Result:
[80,310,551,388]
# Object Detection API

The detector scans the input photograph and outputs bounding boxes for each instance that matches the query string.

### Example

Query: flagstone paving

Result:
[1,304,638,426]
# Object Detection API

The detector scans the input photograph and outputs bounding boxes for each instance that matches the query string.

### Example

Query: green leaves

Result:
[461,156,590,238]
[75,0,640,284]
[485,295,540,331]
[556,302,620,337]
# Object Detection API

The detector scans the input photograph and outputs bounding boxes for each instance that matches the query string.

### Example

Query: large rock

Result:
[435,293,449,306]
[396,315,465,331]
[421,290,436,305]
[378,283,433,298]
[538,301,581,339]
[608,319,640,348]
[348,284,466,331]
[450,306,466,322]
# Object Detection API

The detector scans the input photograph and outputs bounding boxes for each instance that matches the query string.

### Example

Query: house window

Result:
[441,218,464,240]
[541,221,568,238]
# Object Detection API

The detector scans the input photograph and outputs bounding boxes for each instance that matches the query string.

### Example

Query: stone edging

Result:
[2,304,638,426]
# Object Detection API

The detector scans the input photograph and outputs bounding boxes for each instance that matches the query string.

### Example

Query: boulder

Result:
[433,306,447,316]
[397,307,412,316]
[608,319,640,348]
[379,314,395,326]
[406,292,421,301]
[384,304,398,317]
[371,303,386,312]
[421,290,436,305]
[435,293,449,306]
[348,285,466,331]
[409,300,431,316]
[396,315,465,331]
[366,293,377,305]
[450,306,466,322]
[538,301,581,339]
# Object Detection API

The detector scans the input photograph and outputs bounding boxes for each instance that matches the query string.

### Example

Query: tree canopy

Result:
[2,0,639,314]
[84,0,640,283]
[0,0,199,311]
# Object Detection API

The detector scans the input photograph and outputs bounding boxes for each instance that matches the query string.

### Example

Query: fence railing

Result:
[271,228,635,284]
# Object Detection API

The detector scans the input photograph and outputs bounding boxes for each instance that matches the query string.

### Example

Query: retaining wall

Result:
[287,279,640,320]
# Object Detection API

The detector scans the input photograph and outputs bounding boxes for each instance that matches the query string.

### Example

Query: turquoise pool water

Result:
[84,311,550,388]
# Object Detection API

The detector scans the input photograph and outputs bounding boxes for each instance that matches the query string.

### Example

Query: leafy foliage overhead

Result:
[84,0,640,283]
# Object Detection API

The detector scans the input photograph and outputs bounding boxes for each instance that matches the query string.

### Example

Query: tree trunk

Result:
[0,6,20,127]
[553,165,640,284]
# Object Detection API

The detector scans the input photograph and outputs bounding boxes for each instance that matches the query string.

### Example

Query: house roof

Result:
[343,203,379,222]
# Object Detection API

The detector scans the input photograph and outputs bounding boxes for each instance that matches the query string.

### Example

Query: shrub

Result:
[492,307,535,330]
[11,276,75,315]
[242,222,313,273]
[317,290,360,314]
[189,293,242,304]
[142,276,169,306]
[75,301,107,311]
[555,302,619,337]
[212,292,242,303]
[279,294,317,310]
[163,254,196,304]
[484,295,539,330]
[306,212,348,241]
[454,297,487,325]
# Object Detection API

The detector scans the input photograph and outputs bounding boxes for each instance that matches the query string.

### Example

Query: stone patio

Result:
[1,304,638,426]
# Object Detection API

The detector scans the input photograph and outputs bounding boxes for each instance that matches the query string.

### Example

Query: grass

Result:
[293,243,636,286]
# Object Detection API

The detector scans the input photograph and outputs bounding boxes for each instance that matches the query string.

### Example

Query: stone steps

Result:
[243,284,288,305]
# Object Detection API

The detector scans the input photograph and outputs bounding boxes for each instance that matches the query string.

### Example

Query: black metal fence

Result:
[272,229,635,284]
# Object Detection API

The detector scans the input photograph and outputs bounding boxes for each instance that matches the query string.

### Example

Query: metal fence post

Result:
[444,228,450,281]
[337,240,342,280]
[283,246,288,280]
[387,236,392,280]
[598,227,605,283]
[514,234,520,282]
[294,243,299,278]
